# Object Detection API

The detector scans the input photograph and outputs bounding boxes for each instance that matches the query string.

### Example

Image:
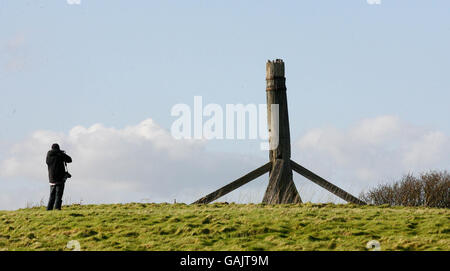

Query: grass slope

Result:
[0,203,449,251]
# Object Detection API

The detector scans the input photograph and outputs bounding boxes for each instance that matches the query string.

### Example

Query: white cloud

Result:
[0,118,265,210]
[293,115,450,198]
[350,115,401,144]
[402,131,448,168]
[1,115,448,210]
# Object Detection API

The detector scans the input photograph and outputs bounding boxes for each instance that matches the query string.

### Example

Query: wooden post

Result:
[262,59,302,204]
[192,162,271,204]
[192,59,365,206]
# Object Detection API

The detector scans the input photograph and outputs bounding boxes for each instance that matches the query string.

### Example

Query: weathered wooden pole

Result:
[262,59,302,204]
[192,59,365,205]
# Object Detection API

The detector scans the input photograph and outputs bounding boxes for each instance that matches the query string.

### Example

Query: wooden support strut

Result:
[192,162,272,204]
[290,160,366,205]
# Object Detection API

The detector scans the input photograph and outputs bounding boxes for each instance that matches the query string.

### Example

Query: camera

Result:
[63,171,72,182]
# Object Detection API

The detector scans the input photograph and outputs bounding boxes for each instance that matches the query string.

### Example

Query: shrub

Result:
[360,171,449,208]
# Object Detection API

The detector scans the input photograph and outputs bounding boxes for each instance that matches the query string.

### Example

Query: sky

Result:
[1,0,449,210]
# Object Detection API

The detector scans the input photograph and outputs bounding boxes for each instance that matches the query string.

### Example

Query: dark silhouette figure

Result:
[46,143,72,210]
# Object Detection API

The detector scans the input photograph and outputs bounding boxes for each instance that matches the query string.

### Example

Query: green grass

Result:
[0,203,449,251]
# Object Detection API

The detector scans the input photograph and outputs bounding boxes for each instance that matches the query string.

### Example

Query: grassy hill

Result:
[0,203,449,251]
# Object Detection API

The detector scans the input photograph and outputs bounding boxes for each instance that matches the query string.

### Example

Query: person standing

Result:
[46,143,72,210]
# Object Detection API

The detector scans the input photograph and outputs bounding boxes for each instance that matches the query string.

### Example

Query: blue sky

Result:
[1,1,449,209]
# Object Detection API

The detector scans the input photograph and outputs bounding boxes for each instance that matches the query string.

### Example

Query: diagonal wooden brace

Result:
[192,162,272,204]
[290,159,366,205]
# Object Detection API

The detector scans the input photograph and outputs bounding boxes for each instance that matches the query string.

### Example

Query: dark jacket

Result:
[46,150,72,183]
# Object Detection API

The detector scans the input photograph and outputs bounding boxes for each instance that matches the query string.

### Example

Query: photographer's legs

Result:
[47,185,56,210]
[54,183,65,210]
